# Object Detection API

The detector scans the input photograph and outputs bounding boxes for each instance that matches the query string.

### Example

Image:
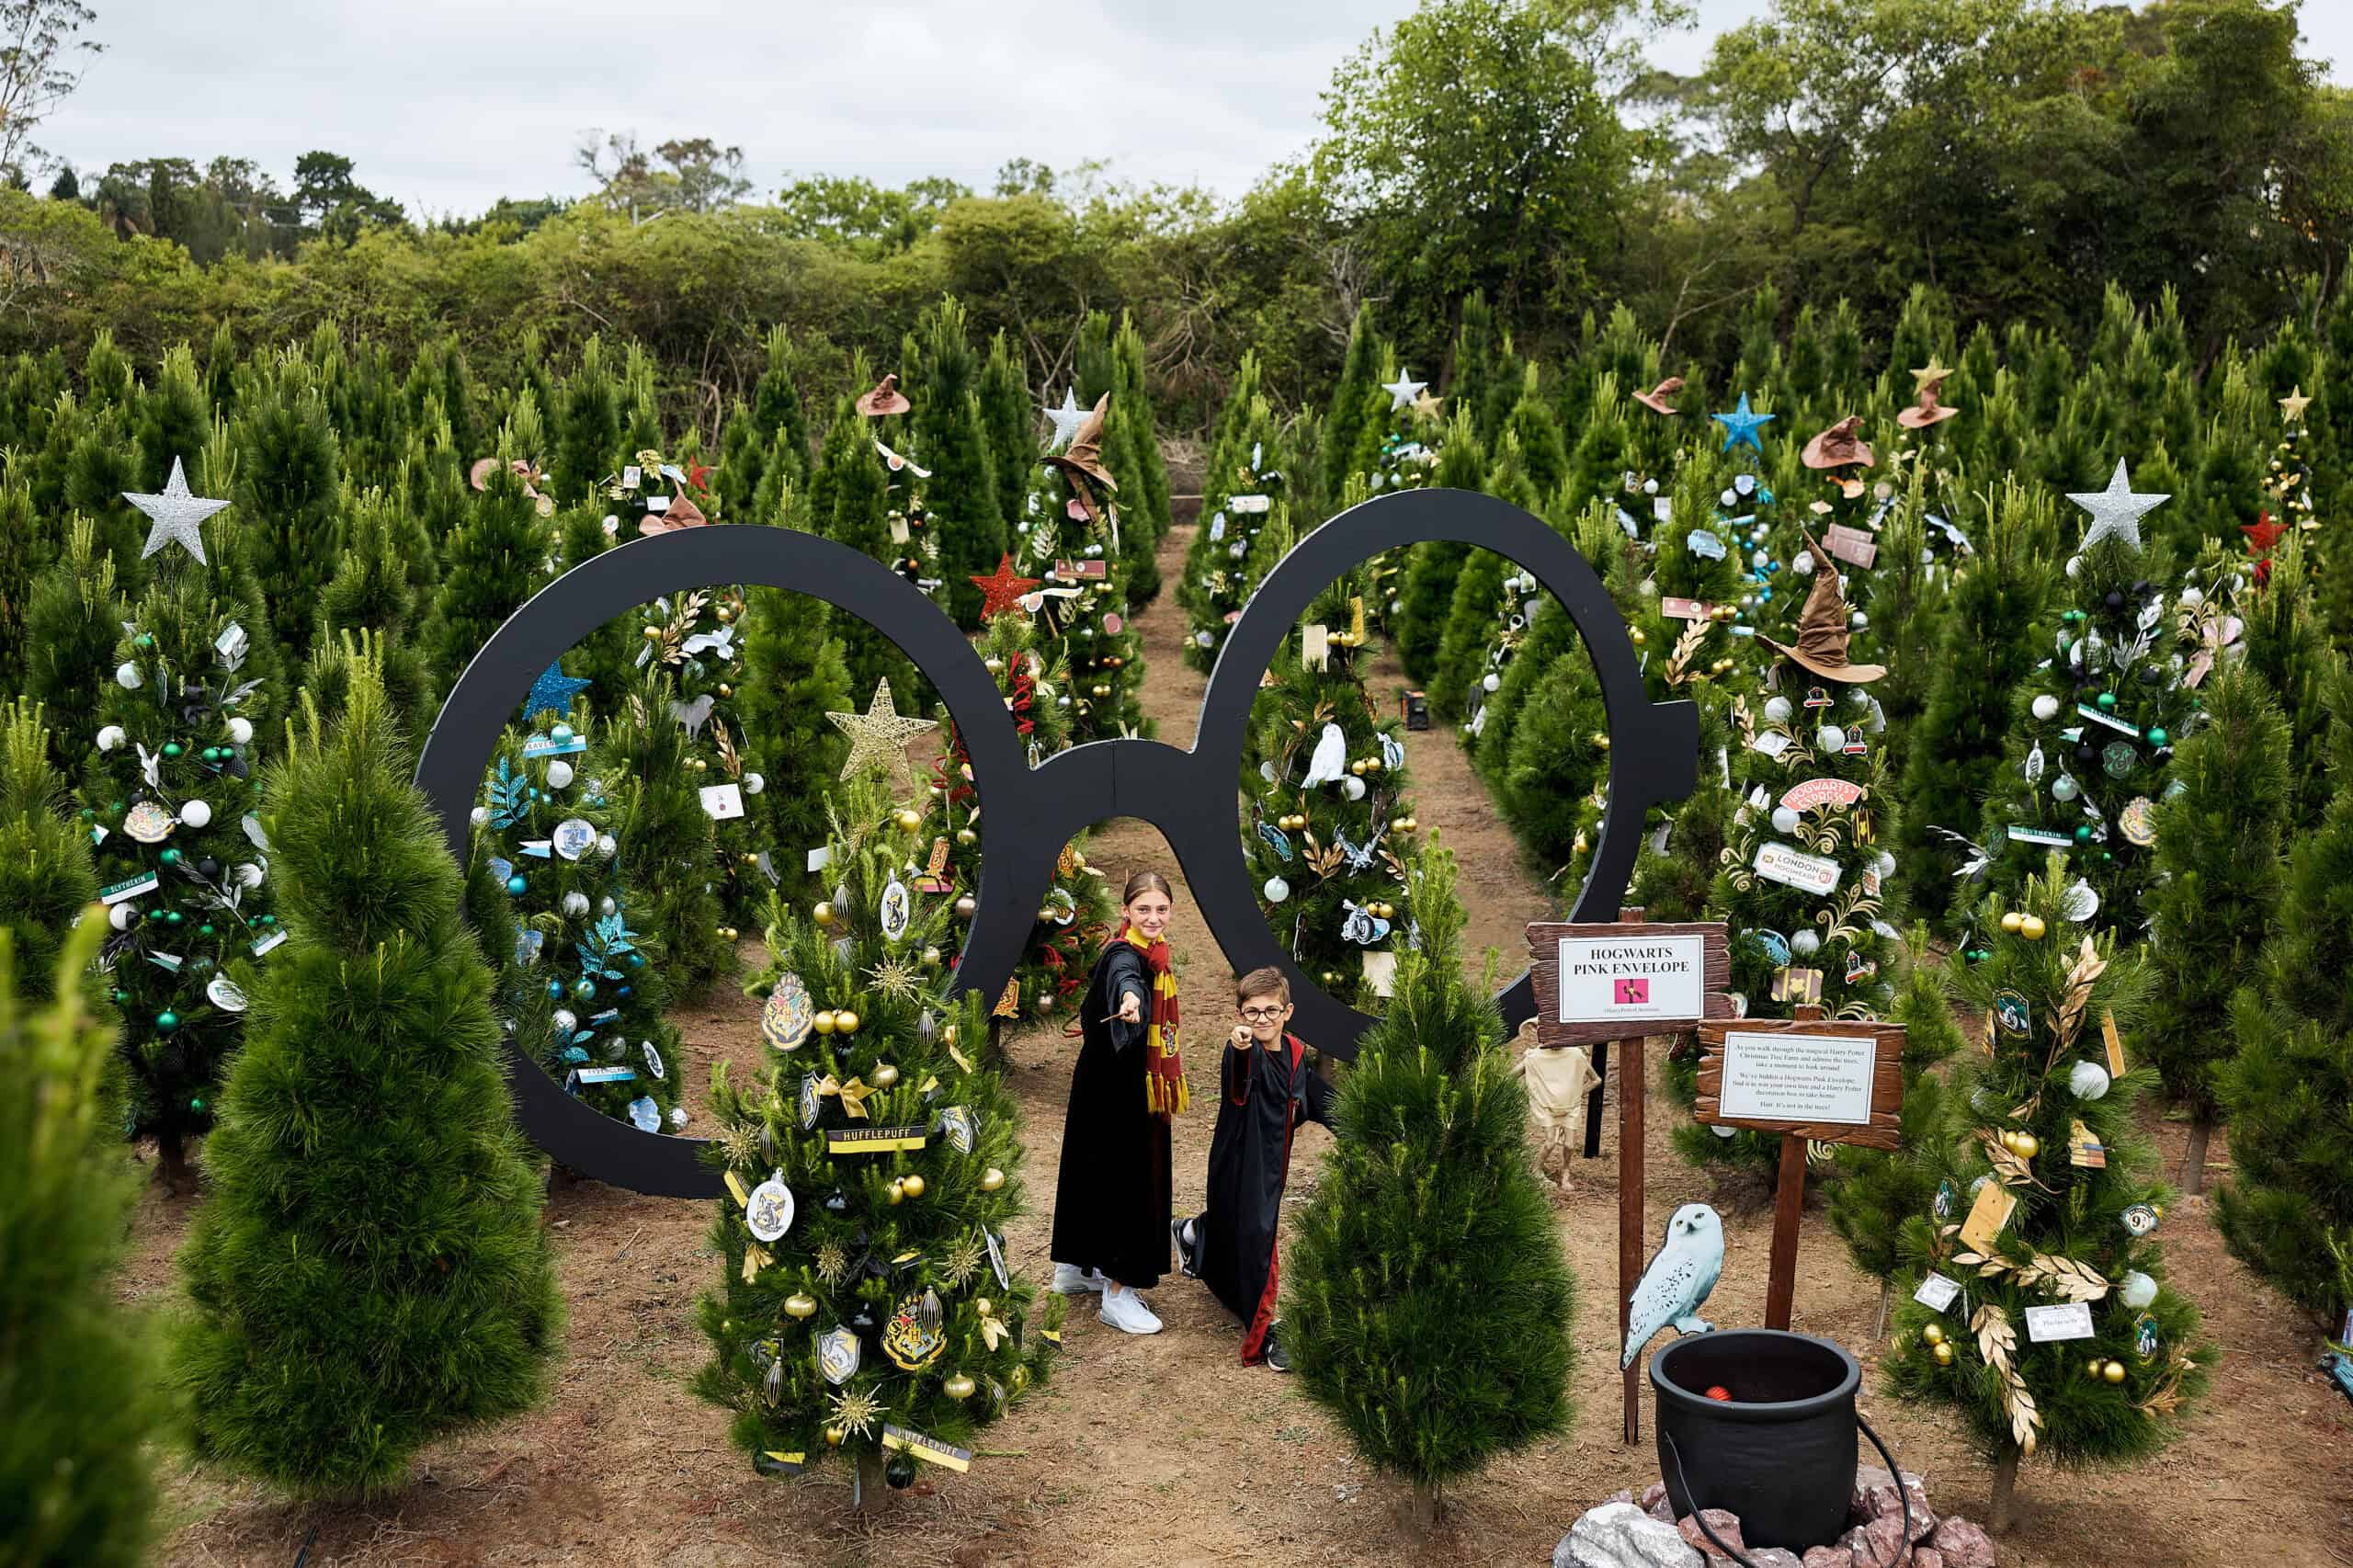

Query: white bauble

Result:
[97,725,126,751]
[2031,694,2061,722]
[1791,551,1816,576]
[2120,1271,2157,1310]
[227,717,255,744]
[1482,672,1501,692]
[1264,877,1291,904]
[115,662,142,689]
[1817,725,1847,751]
[2065,555,2083,578]
[178,799,212,828]
[2052,774,2079,802]
[1638,578,1658,597]
[1790,929,1821,957]
[1752,550,1770,569]
[2068,1060,2111,1101]
[108,902,139,930]
[545,759,574,790]
[2179,585,2204,608]
[1195,631,1214,648]
[1771,806,1801,835]
[1850,611,1869,630]
[743,772,765,795]
[1342,776,1368,801]
[1764,696,1794,724]
[233,862,264,889]
[669,1107,688,1129]
[599,896,618,917]
[563,891,591,917]
[604,1035,628,1061]
[1711,1123,1738,1140]
[1873,851,1896,879]
[470,806,489,826]
[552,1009,578,1034]
[597,834,618,859]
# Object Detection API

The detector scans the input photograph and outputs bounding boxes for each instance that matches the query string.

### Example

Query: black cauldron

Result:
[1650,1330,1908,1561]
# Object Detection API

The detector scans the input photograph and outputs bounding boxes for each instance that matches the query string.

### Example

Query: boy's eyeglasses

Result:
[1239,1006,1288,1023]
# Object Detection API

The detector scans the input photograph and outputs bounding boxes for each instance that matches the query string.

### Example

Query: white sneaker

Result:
[1051,1263,1105,1295]
[1099,1287,1163,1335]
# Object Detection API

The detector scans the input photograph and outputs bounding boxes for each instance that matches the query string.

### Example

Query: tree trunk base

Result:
[1989,1448,2019,1535]
[156,1141,197,1197]
[1873,1279,1891,1345]
[853,1452,894,1516]
[1400,1481,1441,1534]
[2181,1119,2212,1198]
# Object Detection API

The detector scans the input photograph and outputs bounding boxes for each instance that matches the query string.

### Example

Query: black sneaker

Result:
[1263,1324,1292,1373]
[1172,1216,1199,1278]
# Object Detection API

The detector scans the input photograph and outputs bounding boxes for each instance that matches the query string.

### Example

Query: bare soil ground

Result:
[134,521,2353,1567]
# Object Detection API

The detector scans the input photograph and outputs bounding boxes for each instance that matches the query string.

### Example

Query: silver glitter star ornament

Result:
[2067,459,2167,553]
[1382,369,1427,413]
[125,457,232,566]
[1043,388,1087,452]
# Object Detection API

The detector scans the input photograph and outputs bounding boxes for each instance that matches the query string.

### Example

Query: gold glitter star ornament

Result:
[825,678,938,789]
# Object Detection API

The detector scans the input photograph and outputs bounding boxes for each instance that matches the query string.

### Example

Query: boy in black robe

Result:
[1172,966,1334,1369]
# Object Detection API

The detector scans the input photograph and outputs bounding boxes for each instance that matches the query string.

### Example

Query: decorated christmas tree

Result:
[0,917,161,1568]
[1181,380,1290,673]
[693,779,1059,1506]
[603,679,733,999]
[1285,846,1575,1528]
[905,299,1008,628]
[175,664,562,1498]
[929,604,1115,1033]
[733,548,857,910]
[1974,464,2189,941]
[83,489,283,1191]
[2144,664,2290,1195]
[2217,665,2353,1330]
[1027,397,1150,743]
[619,585,770,917]
[1665,532,1903,1183]
[475,707,688,1134]
[1240,573,1417,1010]
[1883,863,2211,1532]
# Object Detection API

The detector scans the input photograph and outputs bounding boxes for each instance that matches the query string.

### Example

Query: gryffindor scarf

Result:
[1114,923,1188,1119]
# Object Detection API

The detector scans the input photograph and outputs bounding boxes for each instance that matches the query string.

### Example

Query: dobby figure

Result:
[1510,1020,1601,1192]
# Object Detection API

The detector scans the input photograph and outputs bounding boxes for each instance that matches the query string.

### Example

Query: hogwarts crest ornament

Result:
[818,1326,861,1384]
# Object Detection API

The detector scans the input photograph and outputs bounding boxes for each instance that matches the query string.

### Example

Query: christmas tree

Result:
[17,517,124,772]
[423,399,553,700]
[302,486,434,728]
[233,364,345,662]
[1240,573,1417,1010]
[2144,663,2290,1195]
[1030,397,1150,743]
[2237,532,2336,833]
[475,710,688,1134]
[733,570,856,909]
[602,680,733,1000]
[1285,845,1575,1528]
[2216,665,2353,1329]
[1883,864,2211,1532]
[174,665,562,1498]
[84,505,282,1192]
[906,299,1007,628]
[0,701,98,1004]
[693,779,1059,1505]
[1975,464,2188,939]
[1181,378,1290,673]
[623,585,767,917]
[0,916,161,1568]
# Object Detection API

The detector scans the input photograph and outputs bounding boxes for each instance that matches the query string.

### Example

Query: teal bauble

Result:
[160,848,180,866]
[163,741,183,758]
[2146,727,2169,747]
[506,873,529,895]
[2074,825,2092,843]
[2096,692,2117,711]
[155,1010,179,1031]
[572,978,597,1001]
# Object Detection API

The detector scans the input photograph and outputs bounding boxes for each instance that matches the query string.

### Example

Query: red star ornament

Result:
[970,553,1041,619]
[2242,514,2288,556]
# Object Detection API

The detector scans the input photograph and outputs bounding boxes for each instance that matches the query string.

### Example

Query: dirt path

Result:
[139,521,2353,1568]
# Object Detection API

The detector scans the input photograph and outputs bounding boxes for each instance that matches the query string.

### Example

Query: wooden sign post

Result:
[1527,916,1730,1443]
[1693,1013,1905,1330]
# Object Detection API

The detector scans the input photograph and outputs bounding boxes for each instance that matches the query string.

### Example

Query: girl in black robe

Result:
[1050,870,1188,1334]
[1174,966,1334,1369]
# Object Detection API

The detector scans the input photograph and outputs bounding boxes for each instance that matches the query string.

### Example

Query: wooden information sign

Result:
[1694,1013,1906,1331]
[1526,916,1730,1444]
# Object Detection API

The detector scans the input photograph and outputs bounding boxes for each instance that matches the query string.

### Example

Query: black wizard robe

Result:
[1183,1032,1333,1361]
[1049,940,1172,1288]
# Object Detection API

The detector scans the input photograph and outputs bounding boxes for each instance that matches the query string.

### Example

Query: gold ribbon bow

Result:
[742,1243,772,1282]
[816,1075,873,1120]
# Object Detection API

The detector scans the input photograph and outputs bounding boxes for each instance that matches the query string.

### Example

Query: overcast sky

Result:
[39,0,2353,221]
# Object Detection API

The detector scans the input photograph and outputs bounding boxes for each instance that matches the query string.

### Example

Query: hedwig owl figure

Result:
[1620,1203,1725,1369]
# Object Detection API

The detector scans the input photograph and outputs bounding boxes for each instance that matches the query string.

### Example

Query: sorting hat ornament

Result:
[1801,415,1874,472]
[1046,392,1118,517]
[856,372,912,418]
[1898,360,1960,430]
[1757,531,1885,685]
[1633,376,1686,416]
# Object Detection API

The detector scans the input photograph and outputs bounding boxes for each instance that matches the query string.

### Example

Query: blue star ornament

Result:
[1711,392,1775,455]
[124,456,232,566]
[523,661,592,721]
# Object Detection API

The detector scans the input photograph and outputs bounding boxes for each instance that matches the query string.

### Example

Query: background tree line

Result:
[4,0,2348,432]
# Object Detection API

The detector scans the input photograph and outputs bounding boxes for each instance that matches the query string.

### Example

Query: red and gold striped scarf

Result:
[1114,923,1188,1119]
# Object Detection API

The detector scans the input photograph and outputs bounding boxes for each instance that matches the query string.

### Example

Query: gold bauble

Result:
[887,1180,906,1205]
[1922,1324,1945,1346]
[955,895,977,919]
[895,808,923,832]
[973,1297,995,1318]
[957,827,978,846]
[2086,1357,2106,1379]
[922,946,943,967]
[720,926,739,940]
[2000,1129,2020,1154]
[1591,733,1610,750]
[1932,1341,1954,1366]
[835,1010,861,1035]
[870,1062,897,1087]
[1010,1365,1029,1393]
[901,1173,925,1198]
[642,625,663,640]
[2019,915,2048,941]
[784,1292,818,1320]
[825,1425,847,1447]
[2014,1131,2040,1159]
[719,683,733,698]
[1630,627,1648,645]
[1350,759,1368,777]
[1392,815,1410,832]
[742,852,760,866]
[1365,756,1383,774]
[2000,910,2024,935]
[813,1010,838,1036]
[813,901,837,927]
[2102,1360,2126,1384]
[1404,816,1418,831]
[980,1166,1006,1191]
[943,1372,976,1401]
[1091,683,1111,698]
[716,605,733,623]
[691,758,707,772]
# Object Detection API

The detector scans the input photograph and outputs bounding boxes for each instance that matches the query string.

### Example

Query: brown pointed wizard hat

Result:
[1896,382,1961,429]
[1756,530,1886,684]
[1801,415,1874,471]
[1632,376,1686,416]
[1045,392,1118,494]
[856,372,912,418]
